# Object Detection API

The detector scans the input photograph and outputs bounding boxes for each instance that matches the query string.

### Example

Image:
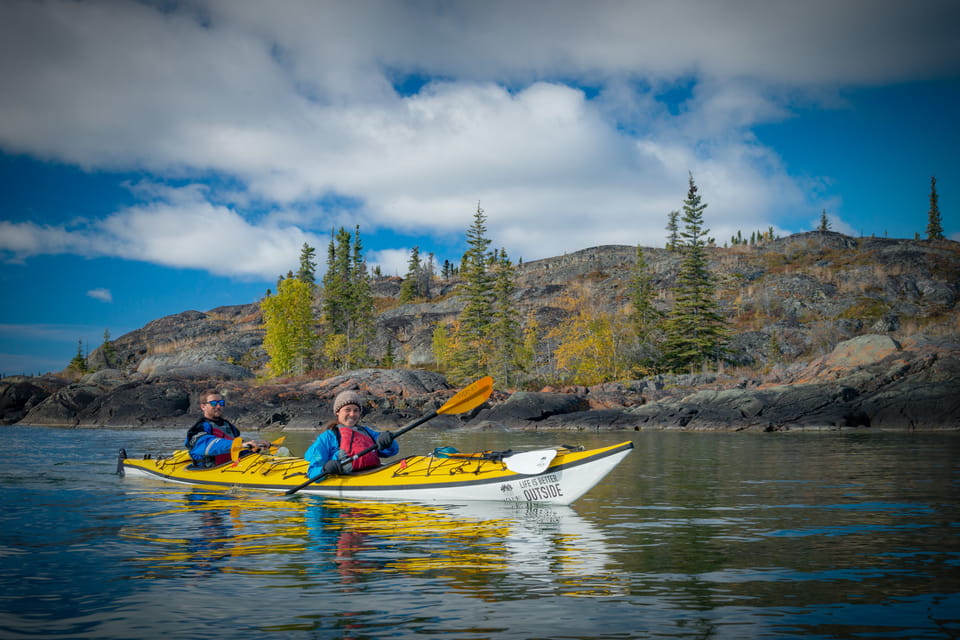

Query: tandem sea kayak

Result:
[118,441,634,505]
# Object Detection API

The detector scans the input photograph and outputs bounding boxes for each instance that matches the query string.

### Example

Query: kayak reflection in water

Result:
[304,391,399,479]
[304,500,385,584]
[184,491,234,577]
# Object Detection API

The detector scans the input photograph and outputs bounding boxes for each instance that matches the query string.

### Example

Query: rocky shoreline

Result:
[3,334,958,432]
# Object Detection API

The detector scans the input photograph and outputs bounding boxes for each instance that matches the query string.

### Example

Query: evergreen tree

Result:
[298,242,317,286]
[322,229,352,334]
[818,209,831,232]
[489,248,523,386]
[261,276,316,376]
[665,210,680,251]
[67,338,88,375]
[320,226,375,369]
[661,173,728,372]
[927,176,944,240]
[422,252,436,299]
[441,259,458,279]
[348,225,376,366]
[399,246,422,303]
[449,202,495,382]
[101,328,116,368]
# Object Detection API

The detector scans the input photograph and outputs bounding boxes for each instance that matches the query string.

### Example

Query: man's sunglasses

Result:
[206,400,226,407]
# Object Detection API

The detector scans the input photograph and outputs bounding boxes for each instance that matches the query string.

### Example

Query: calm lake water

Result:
[1,425,958,640]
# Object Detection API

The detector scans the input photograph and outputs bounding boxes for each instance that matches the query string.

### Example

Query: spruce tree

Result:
[441,259,457,279]
[927,176,944,240]
[422,252,436,299]
[818,209,831,232]
[399,246,422,303]
[449,202,495,382]
[322,228,353,335]
[101,328,116,368]
[348,225,376,367]
[661,173,727,372]
[489,248,522,387]
[320,226,375,370]
[298,243,317,286]
[665,210,680,251]
[68,338,87,375]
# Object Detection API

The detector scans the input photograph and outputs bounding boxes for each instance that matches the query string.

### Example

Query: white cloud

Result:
[0,187,326,280]
[87,288,113,303]
[0,0,957,269]
[368,248,413,277]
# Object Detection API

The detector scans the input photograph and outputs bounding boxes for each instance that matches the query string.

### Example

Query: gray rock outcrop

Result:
[6,335,958,430]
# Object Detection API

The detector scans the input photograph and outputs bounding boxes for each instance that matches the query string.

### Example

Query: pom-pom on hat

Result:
[333,390,362,414]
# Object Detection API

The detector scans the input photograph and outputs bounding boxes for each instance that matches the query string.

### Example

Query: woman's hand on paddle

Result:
[323,458,345,475]
[376,431,395,450]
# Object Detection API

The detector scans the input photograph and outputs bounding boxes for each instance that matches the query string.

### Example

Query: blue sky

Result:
[1,0,958,376]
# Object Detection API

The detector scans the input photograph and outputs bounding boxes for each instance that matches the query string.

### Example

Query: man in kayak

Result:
[304,390,399,479]
[184,389,263,467]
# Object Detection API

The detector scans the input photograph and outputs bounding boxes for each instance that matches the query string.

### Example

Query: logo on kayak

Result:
[501,483,515,493]
[518,473,563,501]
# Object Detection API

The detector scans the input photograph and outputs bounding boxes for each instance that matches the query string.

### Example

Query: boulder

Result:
[137,355,254,380]
[78,379,192,427]
[0,375,68,424]
[476,391,590,425]
[20,384,103,426]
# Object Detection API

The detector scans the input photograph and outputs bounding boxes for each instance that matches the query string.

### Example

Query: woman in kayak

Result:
[305,390,399,479]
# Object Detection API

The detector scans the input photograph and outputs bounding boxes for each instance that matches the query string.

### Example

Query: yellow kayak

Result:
[119,440,634,505]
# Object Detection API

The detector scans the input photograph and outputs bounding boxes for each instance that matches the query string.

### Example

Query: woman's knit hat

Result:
[333,390,362,414]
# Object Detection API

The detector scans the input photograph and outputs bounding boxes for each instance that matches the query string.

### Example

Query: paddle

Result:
[231,436,287,465]
[284,376,494,496]
[503,449,557,475]
[230,437,244,466]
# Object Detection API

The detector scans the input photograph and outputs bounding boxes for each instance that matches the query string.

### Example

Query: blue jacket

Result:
[184,418,241,464]
[305,425,399,479]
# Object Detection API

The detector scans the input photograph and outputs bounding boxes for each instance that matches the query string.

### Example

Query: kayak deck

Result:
[120,440,634,505]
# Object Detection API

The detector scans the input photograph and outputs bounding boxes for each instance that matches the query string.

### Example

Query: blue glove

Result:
[323,458,344,475]
[376,431,395,449]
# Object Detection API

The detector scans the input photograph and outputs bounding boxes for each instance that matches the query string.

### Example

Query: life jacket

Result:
[336,426,381,471]
[186,419,240,466]
[206,423,235,466]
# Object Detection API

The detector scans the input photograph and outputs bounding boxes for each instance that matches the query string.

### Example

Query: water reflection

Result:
[5,427,960,639]
[119,488,622,597]
[184,491,234,574]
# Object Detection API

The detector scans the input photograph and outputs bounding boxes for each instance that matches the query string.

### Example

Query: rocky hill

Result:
[83,231,960,374]
[2,231,959,431]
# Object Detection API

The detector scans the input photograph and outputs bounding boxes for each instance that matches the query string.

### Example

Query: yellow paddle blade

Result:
[437,376,493,415]
[267,436,286,454]
[230,437,244,465]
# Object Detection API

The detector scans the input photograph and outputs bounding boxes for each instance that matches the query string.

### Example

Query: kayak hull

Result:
[120,441,634,505]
